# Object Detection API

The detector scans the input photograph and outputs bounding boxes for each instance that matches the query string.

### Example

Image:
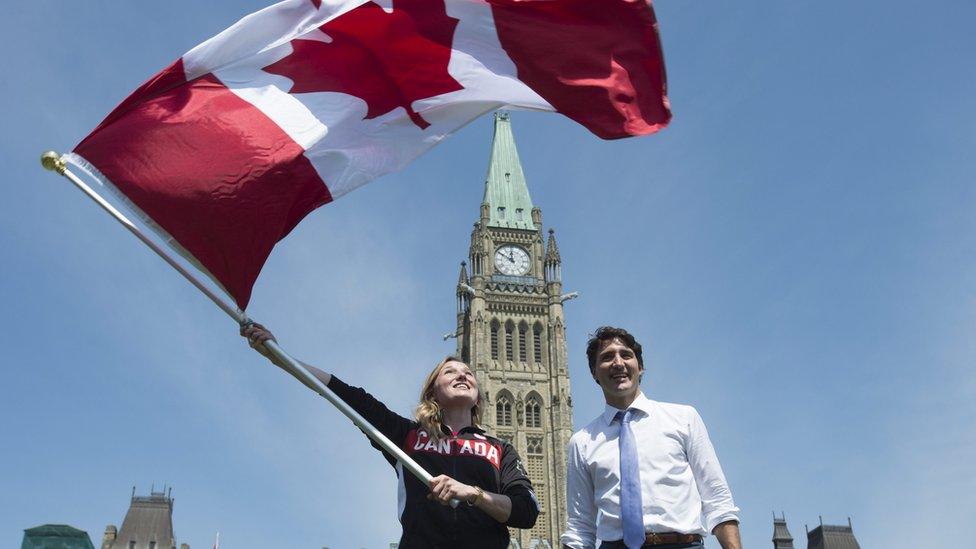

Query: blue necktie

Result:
[616,409,644,549]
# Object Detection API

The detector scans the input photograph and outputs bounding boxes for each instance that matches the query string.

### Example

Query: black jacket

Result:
[328,376,539,549]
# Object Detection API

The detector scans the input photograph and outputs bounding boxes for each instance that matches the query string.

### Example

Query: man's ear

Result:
[591,369,600,386]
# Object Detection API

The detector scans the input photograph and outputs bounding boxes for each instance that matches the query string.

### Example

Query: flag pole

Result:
[40,151,456,505]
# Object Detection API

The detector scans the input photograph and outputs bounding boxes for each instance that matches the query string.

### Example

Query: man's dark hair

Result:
[586,326,644,374]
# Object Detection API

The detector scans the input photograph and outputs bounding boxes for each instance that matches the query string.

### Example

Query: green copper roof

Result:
[482,112,536,230]
[22,524,95,549]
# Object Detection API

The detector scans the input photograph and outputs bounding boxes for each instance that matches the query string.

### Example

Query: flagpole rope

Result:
[40,150,456,507]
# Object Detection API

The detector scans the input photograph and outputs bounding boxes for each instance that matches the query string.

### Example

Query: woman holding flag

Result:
[38,0,670,545]
[242,324,539,549]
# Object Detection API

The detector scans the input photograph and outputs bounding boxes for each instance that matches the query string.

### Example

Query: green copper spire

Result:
[482,111,536,230]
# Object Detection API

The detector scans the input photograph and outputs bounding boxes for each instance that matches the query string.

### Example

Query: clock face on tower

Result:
[494,245,530,276]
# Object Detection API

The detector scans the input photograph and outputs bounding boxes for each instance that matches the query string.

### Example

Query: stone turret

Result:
[457,261,471,316]
[101,525,118,549]
[544,229,561,283]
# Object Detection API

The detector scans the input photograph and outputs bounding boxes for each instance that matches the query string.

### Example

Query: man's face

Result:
[592,338,643,402]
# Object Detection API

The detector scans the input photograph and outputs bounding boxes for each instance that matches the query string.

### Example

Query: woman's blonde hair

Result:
[415,356,482,440]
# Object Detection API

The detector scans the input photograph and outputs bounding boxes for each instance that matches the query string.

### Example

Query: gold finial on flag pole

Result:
[41,151,66,175]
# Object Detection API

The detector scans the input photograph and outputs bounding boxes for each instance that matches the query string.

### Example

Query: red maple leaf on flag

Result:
[264,0,463,129]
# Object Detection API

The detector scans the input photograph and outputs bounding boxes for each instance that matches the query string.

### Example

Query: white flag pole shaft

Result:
[40,151,457,506]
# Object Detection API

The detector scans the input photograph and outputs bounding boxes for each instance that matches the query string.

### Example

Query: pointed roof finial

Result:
[458,261,469,284]
[545,228,561,264]
[482,111,535,230]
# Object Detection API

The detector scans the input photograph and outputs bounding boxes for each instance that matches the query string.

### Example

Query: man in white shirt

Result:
[561,327,741,549]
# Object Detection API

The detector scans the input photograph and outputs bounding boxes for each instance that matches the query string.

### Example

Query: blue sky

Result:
[2,1,974,548]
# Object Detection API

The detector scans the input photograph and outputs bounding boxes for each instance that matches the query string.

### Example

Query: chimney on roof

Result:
[101,525,117,549]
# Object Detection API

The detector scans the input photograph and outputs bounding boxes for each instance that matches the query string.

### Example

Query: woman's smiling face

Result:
[432,360,479,409]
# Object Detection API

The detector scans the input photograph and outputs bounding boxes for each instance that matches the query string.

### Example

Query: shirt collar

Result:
[602,391,654,425]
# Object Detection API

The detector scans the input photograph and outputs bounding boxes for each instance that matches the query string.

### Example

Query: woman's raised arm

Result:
[241,323,331,385]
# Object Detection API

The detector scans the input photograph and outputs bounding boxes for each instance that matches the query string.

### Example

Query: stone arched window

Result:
[490,320,499,360]
[518,322,528,362]
[505,321,514,361]
[496,392,513,426]
[533,322,543,363]
[525,393,543,428]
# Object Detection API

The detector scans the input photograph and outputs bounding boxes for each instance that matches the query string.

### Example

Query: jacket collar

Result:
[440,424,486,437]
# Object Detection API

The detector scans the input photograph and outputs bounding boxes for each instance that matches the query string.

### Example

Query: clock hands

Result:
[496,247,526,275]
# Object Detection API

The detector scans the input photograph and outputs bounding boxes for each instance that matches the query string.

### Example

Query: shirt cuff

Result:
[560,529,595,549]
[705,509,741,534]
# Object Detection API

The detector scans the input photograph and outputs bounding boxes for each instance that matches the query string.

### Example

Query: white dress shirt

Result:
[561,392,739,548]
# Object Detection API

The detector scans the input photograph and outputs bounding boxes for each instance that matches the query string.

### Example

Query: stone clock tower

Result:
[453,112,575,548]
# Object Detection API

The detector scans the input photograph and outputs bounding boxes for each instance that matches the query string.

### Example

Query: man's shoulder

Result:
[568,413,610,447]
[651,398,697,414]
[645,398,703,426]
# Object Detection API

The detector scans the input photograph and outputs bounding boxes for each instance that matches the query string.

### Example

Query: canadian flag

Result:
[72,0,670,308]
